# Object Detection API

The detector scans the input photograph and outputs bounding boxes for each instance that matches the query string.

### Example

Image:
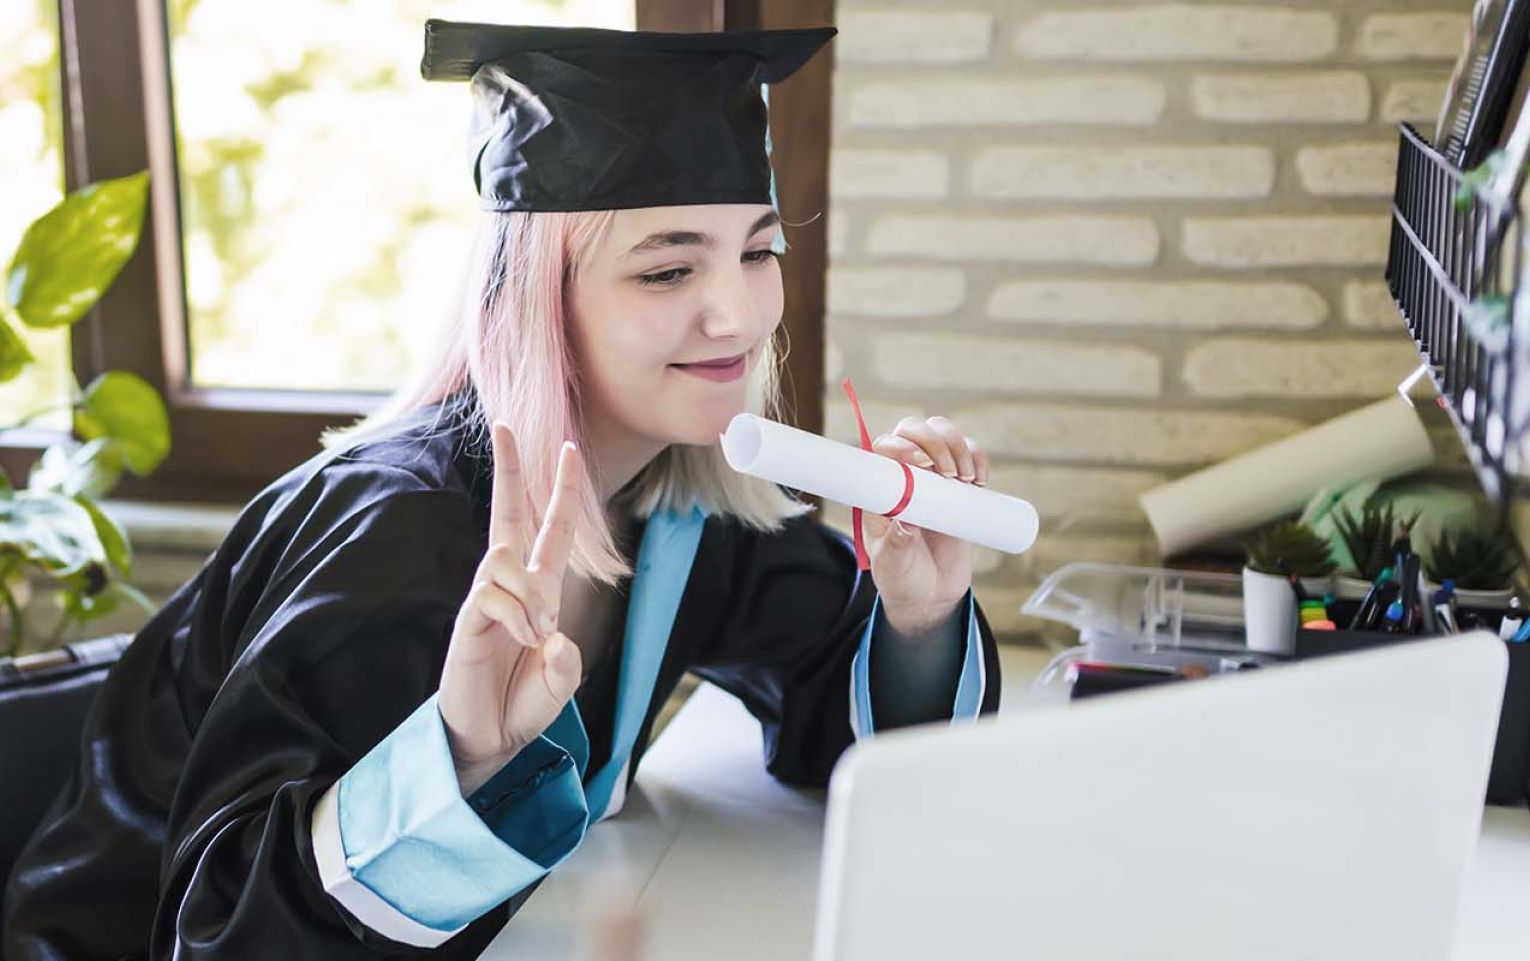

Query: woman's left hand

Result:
[861,415,989,636]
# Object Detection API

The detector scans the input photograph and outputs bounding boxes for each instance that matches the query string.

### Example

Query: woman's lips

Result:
[671,353,746,383]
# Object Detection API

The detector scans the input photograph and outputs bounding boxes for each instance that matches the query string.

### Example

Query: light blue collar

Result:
[544,502,708,821]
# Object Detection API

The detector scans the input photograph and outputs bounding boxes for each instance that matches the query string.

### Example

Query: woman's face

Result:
[568,203,784,448]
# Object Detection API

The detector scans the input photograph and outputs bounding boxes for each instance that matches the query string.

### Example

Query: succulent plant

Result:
[1426,528,1519,591]
[1245,520,1338,578]
[1332,495,1416,581]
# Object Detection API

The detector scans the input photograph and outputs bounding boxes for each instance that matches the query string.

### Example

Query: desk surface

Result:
[483,647,1530,961]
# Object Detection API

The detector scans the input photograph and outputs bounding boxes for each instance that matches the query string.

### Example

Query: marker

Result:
[1434,602,1459,634]
[1498,597,1523,641]
[1350,566,1395,630]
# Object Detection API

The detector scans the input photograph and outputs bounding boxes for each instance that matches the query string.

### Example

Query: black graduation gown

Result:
[1,398,1002,959]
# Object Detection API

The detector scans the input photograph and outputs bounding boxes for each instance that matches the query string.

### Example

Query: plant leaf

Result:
[0,313,35,384]
[1454,150,1506,211]
[111,579,156,615]
[61,576,122,621]
[0,489,107,577]
[1463,295,1510,352]
[6,170,150,329]
[29,437,124,500]
[74,494,132,579]
[74,371,171,475]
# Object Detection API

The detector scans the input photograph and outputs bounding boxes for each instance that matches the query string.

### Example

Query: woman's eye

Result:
[638,267,691,287]
[744,249,780,265]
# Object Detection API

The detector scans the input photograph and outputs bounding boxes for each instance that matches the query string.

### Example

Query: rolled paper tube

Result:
[1138,396,1434,558]
[719,413,1040,554]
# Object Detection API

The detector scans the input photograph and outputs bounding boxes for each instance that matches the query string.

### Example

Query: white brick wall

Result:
[838,11,992,64]
[1381,78,1449,123]
[828,265,966,317]
[876,333,1162,397]
[1182,216,1391,267]
[866,214,1161,265]
[831,149,949,200]
[1343,280,1402,328]
[825,0,1459,642]
[971,146,1274,200]
[985,464,1168,519]
[1190,72,1371,123]
[949,403,1304,465]
[1182,338,1424,398]
[1356,13,1471,61]
[1294,143,1398,196]
[846,77,1166,128]
[1016,7,1339,63]
[988,280,1328,329]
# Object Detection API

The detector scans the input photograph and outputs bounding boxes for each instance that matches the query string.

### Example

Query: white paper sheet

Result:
[1138,396,1434,558]
[719,414,1039,554]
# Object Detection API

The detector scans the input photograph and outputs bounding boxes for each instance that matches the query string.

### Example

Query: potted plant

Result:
[1331,495,1416,600]
[1425,528,1519,610]
[1243,520,1337,655]
[0,170,172,657]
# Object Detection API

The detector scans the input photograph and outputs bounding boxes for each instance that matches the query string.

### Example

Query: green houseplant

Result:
[1332,495,1415,582]
[1,170,172,657]
[1243,520,1336,656]
[1426,528,1519,607]
[1244,520,1338,580]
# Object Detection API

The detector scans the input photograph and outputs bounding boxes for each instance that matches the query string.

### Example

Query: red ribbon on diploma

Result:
[840,376,915,572]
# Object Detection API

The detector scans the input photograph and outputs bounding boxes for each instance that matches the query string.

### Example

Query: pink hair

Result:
[323,209,810,586]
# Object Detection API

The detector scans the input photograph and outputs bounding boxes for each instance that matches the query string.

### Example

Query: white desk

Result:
[483,647,1530,960]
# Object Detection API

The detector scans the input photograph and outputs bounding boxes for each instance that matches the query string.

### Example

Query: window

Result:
[165,0,635,393]
[3,0,829,504]
[0,1,71,433]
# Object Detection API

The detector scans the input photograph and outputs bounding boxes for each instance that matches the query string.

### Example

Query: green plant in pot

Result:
[0,170,172,657]
[1426,528,1519,602]
[1243,521,1335,656]
[1333,495,1417,583]
[1245,520,1337,580]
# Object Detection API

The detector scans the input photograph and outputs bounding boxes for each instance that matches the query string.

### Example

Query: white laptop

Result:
[814,632,1508,961]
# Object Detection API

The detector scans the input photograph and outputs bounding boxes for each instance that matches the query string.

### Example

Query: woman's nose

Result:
[699,264,762,340]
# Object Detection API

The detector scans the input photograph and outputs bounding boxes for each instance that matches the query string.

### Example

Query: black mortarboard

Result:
[420,20,837,213]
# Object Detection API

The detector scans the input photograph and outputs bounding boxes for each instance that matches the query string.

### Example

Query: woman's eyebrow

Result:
[621,211,781,258]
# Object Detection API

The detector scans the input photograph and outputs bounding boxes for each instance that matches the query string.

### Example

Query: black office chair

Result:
[0,633,132,888]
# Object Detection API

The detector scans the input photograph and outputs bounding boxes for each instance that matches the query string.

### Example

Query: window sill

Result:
[95,498,242,554]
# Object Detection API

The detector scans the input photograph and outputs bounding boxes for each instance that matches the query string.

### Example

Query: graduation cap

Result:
[420,19,837,213]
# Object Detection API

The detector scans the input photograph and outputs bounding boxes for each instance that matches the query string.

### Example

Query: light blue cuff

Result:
[851,587,984,738]
[337,693,589,932]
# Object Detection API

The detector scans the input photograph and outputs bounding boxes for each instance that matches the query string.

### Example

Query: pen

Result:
[1430,579,1458,634]
[1350,566,1395,630]
[1075,661,1177,675]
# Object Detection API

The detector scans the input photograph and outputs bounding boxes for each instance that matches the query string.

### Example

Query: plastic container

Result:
[1021,562,1528,805]
[1022,562,1277,700]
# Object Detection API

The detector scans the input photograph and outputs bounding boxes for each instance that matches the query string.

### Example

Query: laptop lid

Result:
[815,632,1508,961]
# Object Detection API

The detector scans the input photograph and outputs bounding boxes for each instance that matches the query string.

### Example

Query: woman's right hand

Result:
[439,422,584,797]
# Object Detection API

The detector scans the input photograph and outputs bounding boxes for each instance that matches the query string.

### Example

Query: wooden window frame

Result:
[2,0,832,504]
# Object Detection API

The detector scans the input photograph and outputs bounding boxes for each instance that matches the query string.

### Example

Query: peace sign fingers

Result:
[489,421,529,555]
[527,441,582,626]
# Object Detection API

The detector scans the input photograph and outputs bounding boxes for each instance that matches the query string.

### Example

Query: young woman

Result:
[2,21,1000,959]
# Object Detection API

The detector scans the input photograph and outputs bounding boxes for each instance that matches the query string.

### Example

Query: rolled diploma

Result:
[719,413,1039,554]
[1138,395,1434,558]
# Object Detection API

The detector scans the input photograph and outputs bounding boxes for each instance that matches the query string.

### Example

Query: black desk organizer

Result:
[1291,619,1529,807]
[1386,122,1525,506]
[1384,122,1530,805]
